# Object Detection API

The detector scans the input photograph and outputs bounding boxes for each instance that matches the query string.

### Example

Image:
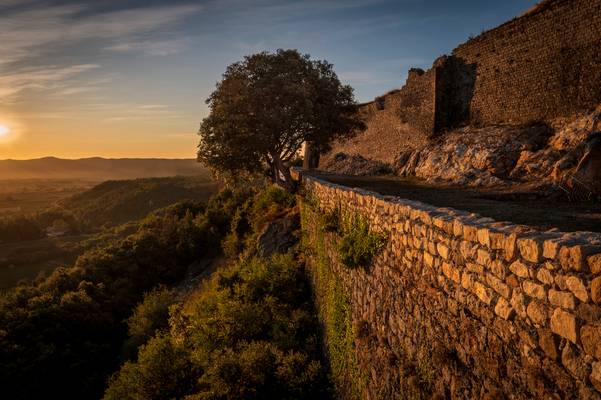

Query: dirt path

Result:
[312,172,601,233]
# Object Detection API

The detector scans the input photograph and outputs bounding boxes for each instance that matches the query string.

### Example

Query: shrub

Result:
[338,216,386,269]
[123,286,178,358]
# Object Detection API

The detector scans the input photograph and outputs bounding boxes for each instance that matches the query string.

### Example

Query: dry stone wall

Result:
[301,174,601,399]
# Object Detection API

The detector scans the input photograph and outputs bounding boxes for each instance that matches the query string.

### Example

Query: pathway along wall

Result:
[300,174,601,399]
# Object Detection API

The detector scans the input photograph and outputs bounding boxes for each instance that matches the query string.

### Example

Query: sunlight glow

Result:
[0,125,9,138]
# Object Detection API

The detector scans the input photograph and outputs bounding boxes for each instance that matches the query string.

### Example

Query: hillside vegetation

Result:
[0,184,331,400]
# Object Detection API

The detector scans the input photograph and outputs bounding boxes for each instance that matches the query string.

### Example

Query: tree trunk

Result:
[271,151,296,192]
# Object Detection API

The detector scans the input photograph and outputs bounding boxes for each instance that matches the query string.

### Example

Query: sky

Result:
[0,0,537,160]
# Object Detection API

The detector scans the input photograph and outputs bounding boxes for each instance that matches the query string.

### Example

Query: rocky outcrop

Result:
[321,153,392,176]
[255,210,299,257]
[393,106,601,196]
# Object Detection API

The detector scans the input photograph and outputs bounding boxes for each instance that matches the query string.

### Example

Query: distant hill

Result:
[0,157,210,180]
[55,176,220,229]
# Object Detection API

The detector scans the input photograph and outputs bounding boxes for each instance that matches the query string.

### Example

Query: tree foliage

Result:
[198,49,364,190]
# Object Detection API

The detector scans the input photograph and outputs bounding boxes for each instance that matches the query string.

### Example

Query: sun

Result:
[0,124,9,137]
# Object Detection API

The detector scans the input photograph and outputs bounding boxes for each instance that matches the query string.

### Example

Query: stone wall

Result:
[452,0,601,126]
[320,89,428,167]
[322,0,601,168]
[300,174,601,399]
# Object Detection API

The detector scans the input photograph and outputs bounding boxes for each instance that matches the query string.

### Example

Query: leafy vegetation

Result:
[105,253,330,400]
[0,188,246,399]
[337,216,386,269]
[197,49,364,190]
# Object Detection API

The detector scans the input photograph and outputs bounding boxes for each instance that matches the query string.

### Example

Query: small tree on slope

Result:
[197,49,364,191]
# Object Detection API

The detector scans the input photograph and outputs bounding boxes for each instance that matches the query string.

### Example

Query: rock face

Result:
[255,211,299,257]
[321,153,392,176]
[392,106,601,195]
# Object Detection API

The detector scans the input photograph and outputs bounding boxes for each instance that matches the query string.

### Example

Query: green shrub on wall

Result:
[338,216,386,269]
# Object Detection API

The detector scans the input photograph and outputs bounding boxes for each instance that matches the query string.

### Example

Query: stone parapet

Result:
[301,173,601,399]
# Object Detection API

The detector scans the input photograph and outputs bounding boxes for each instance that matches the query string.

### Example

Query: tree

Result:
[197,49,364,191]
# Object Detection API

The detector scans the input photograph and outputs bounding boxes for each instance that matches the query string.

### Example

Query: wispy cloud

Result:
[0,3,202,65]
[0,3,202,102]
[106,38,189,56]
[0,64,100,100]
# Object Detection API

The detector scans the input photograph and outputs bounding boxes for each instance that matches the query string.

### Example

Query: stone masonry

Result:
[300,173,601,399]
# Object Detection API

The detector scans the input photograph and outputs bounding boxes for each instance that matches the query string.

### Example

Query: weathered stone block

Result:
[561,343,588,381]
[543,238,561,259]
[509,260,529,278]
[550,308,578,344]
[523,280,547,301]
[590,254,601,275]
[466,262,484,275]
[566,276,589,303]
[473,281,493,305]
[423,251,434,268]
[442,262,461,284]
[477,227,491,247]
[581,324,601,359]
[463,223,479,242]
[487,273,511,299]
[527,300,548,325]
[559,245,596,272]
[511,291,528,319]
[495,297,514,320]
[436,243,450,260]
[576,303,601,324]
[536,268,554,285]
[518,237,544,263]
[477,248,492,266]
[504,233,517,261]
[461,272,473,290]
[548,289,576,310]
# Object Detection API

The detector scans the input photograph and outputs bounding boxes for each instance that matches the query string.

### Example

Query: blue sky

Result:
[0,0,538,159]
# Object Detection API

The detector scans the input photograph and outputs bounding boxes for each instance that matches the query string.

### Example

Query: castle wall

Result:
[452,0,601,126]
[301,173,601,399]
[322,0,601,167]
[320,89,428,166]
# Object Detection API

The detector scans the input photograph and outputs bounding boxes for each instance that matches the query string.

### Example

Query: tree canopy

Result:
[197,49,364,190]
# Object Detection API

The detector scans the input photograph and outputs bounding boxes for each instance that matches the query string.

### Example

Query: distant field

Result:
[0,175,220,289]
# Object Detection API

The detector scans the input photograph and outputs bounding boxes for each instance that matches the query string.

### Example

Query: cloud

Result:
[106,38,188,56]
[0,64,100,100]
[0,3,202,102]
[0,4,202,66]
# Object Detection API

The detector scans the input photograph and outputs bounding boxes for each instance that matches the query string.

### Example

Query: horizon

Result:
[0,0,536,160]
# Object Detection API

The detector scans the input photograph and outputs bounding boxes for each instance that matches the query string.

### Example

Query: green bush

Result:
[338,216,386,269]
[123,286,178,358]
[104,253,329,400]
